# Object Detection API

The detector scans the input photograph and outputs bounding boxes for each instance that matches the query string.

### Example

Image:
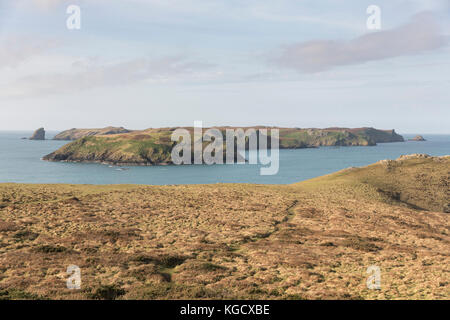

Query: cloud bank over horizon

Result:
[1,55,214,99]
[275,12,448,73]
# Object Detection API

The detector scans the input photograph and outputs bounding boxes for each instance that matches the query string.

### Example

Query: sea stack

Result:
[29,128,45,140]
[409,135,426,141]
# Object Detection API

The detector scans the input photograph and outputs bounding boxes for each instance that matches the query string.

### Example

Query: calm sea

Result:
[0,131,448,185]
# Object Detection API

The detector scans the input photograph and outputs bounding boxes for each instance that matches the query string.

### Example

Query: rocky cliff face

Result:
[29,128,45,140]
[43,127,405,166]
[53,127,130,140]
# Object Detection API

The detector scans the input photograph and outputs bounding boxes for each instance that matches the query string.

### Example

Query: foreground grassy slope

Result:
[43,127,404,165]
[0,155,448,300]
[299,154,449,213]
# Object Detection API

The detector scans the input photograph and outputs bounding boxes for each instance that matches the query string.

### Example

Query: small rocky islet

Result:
[408,135,426,141]
[29,128,45,140]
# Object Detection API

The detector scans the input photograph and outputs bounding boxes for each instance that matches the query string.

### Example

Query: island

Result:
[43,127,404,166]
[0,154,448,300]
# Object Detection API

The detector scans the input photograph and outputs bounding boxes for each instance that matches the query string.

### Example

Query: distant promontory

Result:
[43,127,404,166]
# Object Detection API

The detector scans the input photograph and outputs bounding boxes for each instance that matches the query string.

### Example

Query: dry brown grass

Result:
[0,155,448,300]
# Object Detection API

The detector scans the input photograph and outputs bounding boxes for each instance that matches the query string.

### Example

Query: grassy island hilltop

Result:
[53,127,131,141]
[43,127,404,166]
[0,154,448,300]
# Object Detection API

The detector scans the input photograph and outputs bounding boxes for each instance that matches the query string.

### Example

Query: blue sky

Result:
[0,0,449,133]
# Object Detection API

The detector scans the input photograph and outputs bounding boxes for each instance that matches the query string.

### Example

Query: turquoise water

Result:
[0,131,448,185]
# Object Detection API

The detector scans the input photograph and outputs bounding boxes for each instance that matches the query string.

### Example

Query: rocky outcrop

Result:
[53,127,130,140]
[443,204,450,213]
[398,154,431,160]
[29,128,45,140]
[408,135,426,141]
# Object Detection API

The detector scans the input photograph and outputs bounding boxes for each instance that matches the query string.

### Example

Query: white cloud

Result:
[33,0,61,7]
[0,56,214,99]
[0,37,58,69]
[274,12,448,73]
[30,0,71,9]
